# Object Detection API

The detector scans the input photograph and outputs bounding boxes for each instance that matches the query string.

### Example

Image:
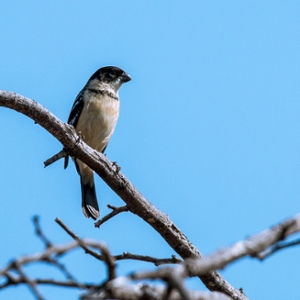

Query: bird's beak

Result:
[120,72,131,83]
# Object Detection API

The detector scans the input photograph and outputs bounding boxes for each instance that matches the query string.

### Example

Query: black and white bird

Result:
[65,66,131,220]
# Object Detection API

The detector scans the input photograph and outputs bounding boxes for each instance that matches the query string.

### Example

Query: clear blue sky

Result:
[1,1,299,299]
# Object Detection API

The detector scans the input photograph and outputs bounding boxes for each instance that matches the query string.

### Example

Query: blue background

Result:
[0,1,299,299]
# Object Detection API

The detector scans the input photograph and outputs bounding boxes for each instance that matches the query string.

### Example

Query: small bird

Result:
[64,66,131,220]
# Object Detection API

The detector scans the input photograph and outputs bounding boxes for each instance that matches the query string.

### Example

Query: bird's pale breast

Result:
[76,92,120,153]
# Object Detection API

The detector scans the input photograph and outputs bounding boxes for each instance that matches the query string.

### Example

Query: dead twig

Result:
[185,212,300,278]
[257,237,300,260]
[55,218,116,280]
[115,253,182,266]
[44,149,68,167]
[94,205,129,228]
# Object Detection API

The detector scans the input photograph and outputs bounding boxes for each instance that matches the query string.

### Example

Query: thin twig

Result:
[33,216,53,248]
[55,218,103,260]
[14,263,45,300]
[55,218,117,282]
[48,258,78,281]
[94,205,129,228]
[44,149,67,167]
[32,216,77,281]
[100,244,116,281]
[0,275,96,290]
[257,237,300,260]
[114,252,182,266]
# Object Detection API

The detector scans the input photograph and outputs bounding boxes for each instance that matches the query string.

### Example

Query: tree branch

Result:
[126,213,300,300]
[94,204,129,227]
[115,252,182,266]
[257,237,300,259]
[57,217,181,266]
[43,149,68,167]
[2,214,299,300]
[185,212,300,277]
[82,277,232,300]
[0,90,246,299]
[32,216,78,281]
[33,216,53,248]
[55,217,103,260]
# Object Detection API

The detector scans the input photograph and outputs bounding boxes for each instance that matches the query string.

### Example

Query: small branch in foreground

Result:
[56,218,181,266]
[131,267,190,300]
[55,218,116,281]
[115,252,182,266]
[100,244,116,281]
[94,205,129,228]
[33,216,53,248]
[13,263,45,300]
[55,217,102,260]
[33,216,76,281]
[83,277,232,300]
[185,212,300,278]
[2,213,300,300]
[125,213,300,300]
[0,276,95,290]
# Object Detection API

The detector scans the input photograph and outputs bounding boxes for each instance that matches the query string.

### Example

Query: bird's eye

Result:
[108,72,116,78]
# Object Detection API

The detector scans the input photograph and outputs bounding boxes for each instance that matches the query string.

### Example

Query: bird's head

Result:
[89,66,131,92]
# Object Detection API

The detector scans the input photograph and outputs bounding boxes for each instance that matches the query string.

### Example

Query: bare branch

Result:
[55,217,103,260]
[100,244,117,281]
[3,213,300,300]
[185,212,300,277]
[48,258,77,282]
[0,274,96,290]
[131,266,190,300]
[0,90,247,299]
[257,237,300,260]
[32,216,53,248]
[126,213,300,300]
[0,242,77,277]
[32,216,77,281]
[58,217,181,266]
[94,205,129,227]
[12,263,45,300]
[56,218,116,280]
[82,277,232,300]
[115,252,182,266]
[44,149,67,167]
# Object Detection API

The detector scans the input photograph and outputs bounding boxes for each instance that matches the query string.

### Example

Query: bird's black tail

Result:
[80,177,100,220]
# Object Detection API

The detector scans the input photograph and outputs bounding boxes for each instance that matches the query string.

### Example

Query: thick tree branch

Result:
[0,90,246,299]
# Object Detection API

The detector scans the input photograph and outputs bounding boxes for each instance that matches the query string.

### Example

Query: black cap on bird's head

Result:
[89,66,131,86]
